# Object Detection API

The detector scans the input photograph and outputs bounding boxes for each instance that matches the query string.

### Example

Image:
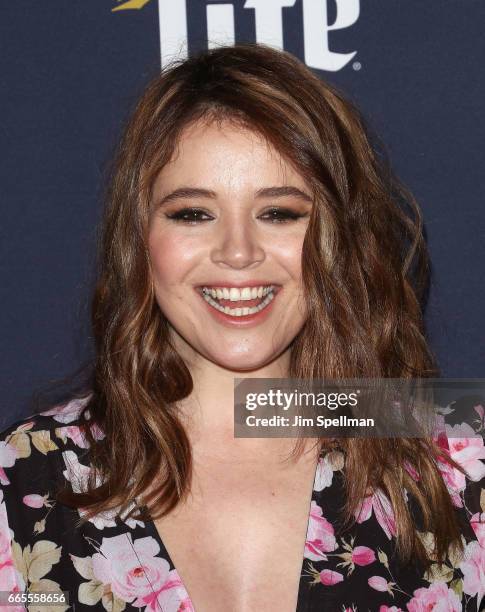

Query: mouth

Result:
[195,284,281,320]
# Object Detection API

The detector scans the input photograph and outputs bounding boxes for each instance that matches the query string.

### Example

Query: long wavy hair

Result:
[57,43,465,566]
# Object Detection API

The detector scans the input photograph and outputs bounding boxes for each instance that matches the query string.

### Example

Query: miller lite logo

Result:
[112,0,360,72]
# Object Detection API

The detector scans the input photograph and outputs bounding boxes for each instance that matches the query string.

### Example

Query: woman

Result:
[0,44,484,611]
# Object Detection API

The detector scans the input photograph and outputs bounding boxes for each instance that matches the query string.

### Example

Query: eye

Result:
[165,207,214,224]
[259,207,309,223]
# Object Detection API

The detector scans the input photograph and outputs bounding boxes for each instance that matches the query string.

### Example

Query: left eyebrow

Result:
[156,187,218,207]
[255,186,313,203]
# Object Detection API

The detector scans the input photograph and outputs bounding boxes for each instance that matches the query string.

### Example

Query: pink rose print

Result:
[0,441,17,485]
[0,492,13,566]
[22,494,51,509]
[319,569,344,586]
[40,395,92,423]
[351,546,375,566]
[379,607,402,612]
[64,426,90,448]
[62,450,142,529]
[92,533,174,603]
[433,413,447,446]
[304,500,337,561]
[313,455,334,491]
[333,539,376,575]
[0,491,26,600]
[368,576,390,592]
[470,512,485,548]
[57,423,105,448]
[406,581,461,612]
[436,456,464,507]
[62,451,92,488]
[355,489,396,539]
[459,540,485,604]
[135,568,195,611]
[445,424,485,489]
[403,461,419,482]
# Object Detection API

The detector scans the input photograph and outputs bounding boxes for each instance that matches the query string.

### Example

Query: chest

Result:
[153,457,319,612]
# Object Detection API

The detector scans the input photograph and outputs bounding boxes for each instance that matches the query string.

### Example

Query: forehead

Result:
[152,118,309,196]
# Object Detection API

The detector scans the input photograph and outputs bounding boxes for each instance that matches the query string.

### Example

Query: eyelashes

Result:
[164,207,309,225]
[165,208,212,224]
[260,207,308,223]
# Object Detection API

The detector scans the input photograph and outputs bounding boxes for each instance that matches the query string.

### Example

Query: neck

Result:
[173,343,306,463]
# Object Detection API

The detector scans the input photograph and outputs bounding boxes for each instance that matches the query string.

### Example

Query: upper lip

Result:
[196,281,280,288]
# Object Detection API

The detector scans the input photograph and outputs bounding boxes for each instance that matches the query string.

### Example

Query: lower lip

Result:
[195,288,280,327]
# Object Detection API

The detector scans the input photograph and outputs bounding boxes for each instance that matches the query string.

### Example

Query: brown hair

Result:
[58,43,464,566]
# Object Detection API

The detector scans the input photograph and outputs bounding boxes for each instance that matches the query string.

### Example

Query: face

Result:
[147,119,313,372]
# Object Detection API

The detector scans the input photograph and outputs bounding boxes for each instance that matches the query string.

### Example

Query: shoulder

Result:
[0,394,104,504]
[0,396,105,596]
[1,393,95,442]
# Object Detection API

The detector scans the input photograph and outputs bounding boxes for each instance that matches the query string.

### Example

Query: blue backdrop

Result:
[1,1,484,428]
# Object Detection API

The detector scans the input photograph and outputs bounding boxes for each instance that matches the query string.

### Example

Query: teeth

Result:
[201,285,274,301]
[200,286,276,317]
[229,287,240,301]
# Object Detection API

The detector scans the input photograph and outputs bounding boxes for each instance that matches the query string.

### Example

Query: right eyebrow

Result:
[156,187,218,207]
[255,186,313,203]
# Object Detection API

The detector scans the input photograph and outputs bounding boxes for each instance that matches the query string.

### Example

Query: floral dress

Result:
[0,397,484,611]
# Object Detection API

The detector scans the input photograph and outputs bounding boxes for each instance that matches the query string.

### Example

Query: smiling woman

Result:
[0,44,484,612]
[147,121,311,365]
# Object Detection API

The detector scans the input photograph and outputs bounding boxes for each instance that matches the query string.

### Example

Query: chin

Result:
[207,347,283,373]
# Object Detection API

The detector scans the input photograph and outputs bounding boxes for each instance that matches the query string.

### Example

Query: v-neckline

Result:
[140,451,321,612]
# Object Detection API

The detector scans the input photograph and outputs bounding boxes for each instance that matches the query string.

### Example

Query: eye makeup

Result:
[164,206,310,224]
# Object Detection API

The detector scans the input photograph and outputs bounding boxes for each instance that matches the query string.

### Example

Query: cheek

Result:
[148,231,202,288]
[272,236,307,321]
[271,235,304,279]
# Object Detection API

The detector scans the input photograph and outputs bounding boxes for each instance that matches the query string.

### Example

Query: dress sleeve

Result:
[0,415,63,597]
[0,483,26,594]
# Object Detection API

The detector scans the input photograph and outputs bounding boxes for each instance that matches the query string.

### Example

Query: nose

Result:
[210,218,265,269]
